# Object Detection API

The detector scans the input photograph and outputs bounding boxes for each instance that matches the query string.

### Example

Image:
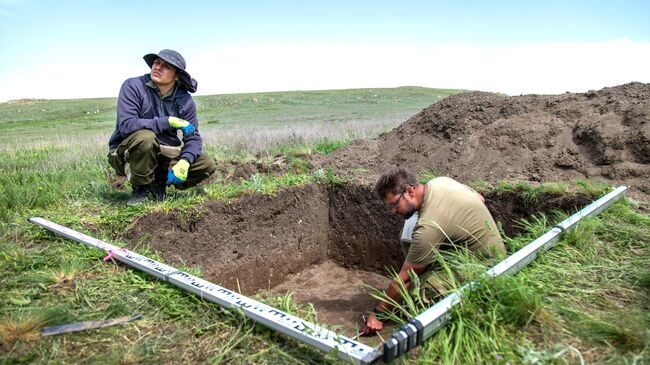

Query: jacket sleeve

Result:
[178,100,202,164]
[116,79,170,137]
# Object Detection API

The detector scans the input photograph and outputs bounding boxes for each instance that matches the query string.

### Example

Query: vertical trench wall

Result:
[127,183,402,295]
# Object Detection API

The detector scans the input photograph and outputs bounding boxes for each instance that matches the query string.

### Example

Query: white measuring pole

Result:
[28,217,381,365]
[380,186,627,362]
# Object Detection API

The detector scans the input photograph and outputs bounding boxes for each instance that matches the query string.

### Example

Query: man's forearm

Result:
[366,262,427,331]
[375,277,411,313]
[374,262,428,314]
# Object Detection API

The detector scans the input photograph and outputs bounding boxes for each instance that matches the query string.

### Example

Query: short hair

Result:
[374,167,419,199]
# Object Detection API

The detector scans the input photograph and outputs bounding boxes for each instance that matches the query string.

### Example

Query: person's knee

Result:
[130,130,159,152]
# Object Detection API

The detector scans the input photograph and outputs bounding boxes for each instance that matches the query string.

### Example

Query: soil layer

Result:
[268,260,390,338]
[127,183,402,296]
[127,184,595,331]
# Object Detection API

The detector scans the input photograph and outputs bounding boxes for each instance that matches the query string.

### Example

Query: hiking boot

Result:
[149,181,167,202]
[127,185,150,206]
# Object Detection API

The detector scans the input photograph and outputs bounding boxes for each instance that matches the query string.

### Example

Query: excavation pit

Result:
[126,182,593,335]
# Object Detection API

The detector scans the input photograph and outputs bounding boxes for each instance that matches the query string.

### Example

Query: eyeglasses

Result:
[387,190,406,209]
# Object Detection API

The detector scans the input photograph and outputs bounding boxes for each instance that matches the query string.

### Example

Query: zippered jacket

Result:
[108,74,202,164]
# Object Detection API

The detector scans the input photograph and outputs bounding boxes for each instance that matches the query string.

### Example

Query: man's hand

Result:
[168,116,195,136]
[364,313,384,332]
[167,159,190,186]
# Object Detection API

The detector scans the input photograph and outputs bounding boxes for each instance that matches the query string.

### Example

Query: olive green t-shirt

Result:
[401,177,505,265]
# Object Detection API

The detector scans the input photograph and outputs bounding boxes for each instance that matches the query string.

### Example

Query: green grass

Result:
[1,88,649,364]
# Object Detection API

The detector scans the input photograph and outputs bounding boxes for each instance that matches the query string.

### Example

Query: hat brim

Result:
[143,53,158,69]
[178,73,198,93]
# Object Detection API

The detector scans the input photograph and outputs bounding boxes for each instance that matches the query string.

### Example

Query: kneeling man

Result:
[366,167,505,332]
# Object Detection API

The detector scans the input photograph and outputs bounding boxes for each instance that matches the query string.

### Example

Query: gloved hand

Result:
[166,159,190,186]
[168,116,195,136]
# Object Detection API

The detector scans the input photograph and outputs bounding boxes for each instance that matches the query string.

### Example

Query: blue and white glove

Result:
[168,116,195,136]
[166,159,190,185]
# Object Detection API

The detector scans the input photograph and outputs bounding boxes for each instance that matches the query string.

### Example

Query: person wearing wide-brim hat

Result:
[108,49,216,206]
[143,49,198,93]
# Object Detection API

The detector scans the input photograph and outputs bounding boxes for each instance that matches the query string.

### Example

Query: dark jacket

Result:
[108,74,202,164]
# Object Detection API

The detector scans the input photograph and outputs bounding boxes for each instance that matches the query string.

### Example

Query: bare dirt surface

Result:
[128,184,333,293]
[312,82,650,200]
[125,82,650,335]
[268,260,391,339]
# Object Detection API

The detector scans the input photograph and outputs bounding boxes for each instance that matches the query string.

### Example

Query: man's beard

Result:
[402,204,417,220]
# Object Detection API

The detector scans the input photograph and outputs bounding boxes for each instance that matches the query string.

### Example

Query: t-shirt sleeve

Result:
[406,218,448,265]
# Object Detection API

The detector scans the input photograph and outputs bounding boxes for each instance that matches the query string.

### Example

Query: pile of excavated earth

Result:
[311,82,650,193]
[126,82,650,336]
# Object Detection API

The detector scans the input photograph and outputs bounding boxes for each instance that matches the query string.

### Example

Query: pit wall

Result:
[127,183,401,295]
[327,184,403,272]
[483,189,592,237]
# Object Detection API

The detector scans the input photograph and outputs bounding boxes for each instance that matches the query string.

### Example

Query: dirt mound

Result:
[313,82,650,197]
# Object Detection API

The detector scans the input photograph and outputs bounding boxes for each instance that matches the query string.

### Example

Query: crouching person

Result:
[365,167,506,332]
[108,49,216,205]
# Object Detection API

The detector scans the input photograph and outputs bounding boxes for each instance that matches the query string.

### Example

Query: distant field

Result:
[0,87,460,152]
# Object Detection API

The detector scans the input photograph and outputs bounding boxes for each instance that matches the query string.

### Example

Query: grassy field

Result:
[0,87,455,152]
[1,87,649,364]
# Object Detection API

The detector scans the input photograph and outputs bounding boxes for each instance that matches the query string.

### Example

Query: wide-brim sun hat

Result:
[143,49,198,93]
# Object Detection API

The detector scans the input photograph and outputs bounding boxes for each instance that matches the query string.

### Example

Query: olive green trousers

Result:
[108,130,216,190]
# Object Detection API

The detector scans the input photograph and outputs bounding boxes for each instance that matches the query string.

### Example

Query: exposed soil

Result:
[125,82,650,334]
[483,189,593,237]
[126,183,403,335]
[267,260,390,337]
[127,184,404,294]
[312,82,650,200]
[127,183,596,334]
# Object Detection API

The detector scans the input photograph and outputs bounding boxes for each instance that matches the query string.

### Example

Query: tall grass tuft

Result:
[37,260,88,286]
[575,311,650,352]
[471,276,544,329]
[0,308,66,348]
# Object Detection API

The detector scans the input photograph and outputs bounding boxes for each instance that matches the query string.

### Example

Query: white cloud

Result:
[0,60,132,102]
[427,38,650,95]
[193,38,650,96]
[1,38,649,102]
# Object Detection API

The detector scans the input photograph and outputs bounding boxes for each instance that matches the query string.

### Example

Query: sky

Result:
[0,0,649,101]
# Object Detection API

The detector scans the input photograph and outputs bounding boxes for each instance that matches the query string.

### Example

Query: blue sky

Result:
[1,0,649,101]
